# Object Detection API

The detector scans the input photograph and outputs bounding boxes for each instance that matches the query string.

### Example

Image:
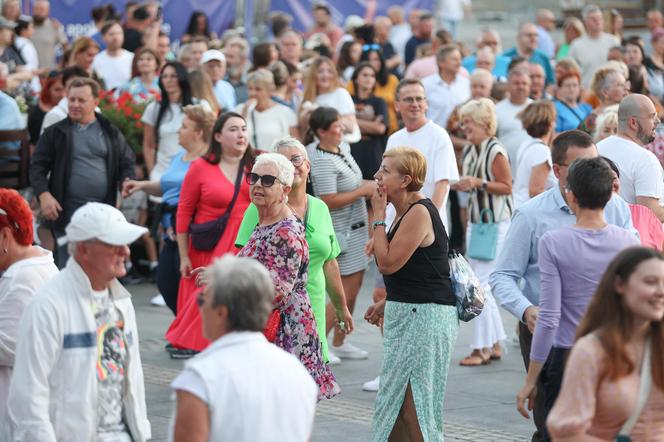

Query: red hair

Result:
[0,189,33,246]
[556,71,581,88]
[39,72,64,107]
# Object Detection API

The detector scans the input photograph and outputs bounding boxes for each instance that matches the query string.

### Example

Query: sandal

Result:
[459,350,491,366]
[490,343,503,360]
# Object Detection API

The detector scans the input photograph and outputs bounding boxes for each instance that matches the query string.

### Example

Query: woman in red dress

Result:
[166,112,254,356]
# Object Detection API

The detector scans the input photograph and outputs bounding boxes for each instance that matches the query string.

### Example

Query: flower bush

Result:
[98,90,153,154]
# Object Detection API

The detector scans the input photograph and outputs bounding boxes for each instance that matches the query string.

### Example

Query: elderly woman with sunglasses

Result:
[237,152,340,400]
[236,137,354,363]
[0,189,58,416]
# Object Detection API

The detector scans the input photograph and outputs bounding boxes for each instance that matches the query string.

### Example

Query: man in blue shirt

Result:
[404,12,434,66]
[489,130,637,441]
[202,50,236,111]
[503,23,554,85]
[0,90,23,153]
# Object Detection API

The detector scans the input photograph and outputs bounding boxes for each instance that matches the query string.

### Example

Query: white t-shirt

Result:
[170,332,317,442]
[569,33,621,88]
[598,135,664,205]
[141,99,211,181]
[242,102,297,151]
[386,120,460,232]
[92,49,134,91]
[513,137,557,208]
[315,88,355,115]
[496,98,532,167]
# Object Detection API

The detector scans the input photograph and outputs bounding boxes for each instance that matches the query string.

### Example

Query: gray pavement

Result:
[131,263,534,442]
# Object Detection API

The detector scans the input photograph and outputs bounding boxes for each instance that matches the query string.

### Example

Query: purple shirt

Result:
[530,224,639,363]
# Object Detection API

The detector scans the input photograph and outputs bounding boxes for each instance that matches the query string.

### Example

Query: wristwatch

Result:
[481,180,489,191]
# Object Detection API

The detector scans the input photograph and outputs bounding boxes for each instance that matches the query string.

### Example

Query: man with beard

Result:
[31,0,68,69]
[598,94,664,221]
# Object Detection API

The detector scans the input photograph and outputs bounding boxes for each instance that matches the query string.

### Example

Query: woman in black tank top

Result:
[365,147,459,441]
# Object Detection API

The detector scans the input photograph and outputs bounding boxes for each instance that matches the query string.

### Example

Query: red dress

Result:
[166,158,250,351]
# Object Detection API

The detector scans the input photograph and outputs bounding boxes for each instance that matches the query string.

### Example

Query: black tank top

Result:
[383,199,455,305]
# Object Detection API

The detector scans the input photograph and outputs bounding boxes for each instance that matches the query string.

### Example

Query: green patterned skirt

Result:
[372,301,459,442]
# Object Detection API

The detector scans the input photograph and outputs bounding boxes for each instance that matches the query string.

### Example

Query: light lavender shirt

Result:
[530,224,639,363]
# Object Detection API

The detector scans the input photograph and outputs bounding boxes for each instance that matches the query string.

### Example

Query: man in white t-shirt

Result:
[598,94,664,221]
[422,44,470,129]
[92,21,134,91]
[170,255,317,442]
[568,4,620,88]
[386,78,460,232]
[496,68,533,166]
[202,49,236,111]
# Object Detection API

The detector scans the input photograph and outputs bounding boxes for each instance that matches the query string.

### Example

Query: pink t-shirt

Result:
[629,204,664,251]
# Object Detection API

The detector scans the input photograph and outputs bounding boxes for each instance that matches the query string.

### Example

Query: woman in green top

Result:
[236,136,354,361]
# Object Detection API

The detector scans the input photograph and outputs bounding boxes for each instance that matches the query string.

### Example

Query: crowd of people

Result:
[0,0,663,441]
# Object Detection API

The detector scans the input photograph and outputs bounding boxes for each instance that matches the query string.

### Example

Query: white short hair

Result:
[272,136,308,160]
[459,98,498,136]
[253,152,295,186]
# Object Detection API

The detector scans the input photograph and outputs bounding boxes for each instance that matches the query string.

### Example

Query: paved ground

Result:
[132,262,535,442]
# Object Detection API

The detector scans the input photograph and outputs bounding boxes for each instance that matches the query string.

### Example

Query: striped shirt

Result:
[461,137,513,223]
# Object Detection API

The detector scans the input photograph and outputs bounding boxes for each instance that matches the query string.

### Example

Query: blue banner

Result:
[43,0,236,42]
[270,0,435,33]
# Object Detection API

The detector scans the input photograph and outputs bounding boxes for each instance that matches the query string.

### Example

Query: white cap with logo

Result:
[58,202,148,246]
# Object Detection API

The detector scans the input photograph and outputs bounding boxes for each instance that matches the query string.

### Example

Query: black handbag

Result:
[189,161,244,251]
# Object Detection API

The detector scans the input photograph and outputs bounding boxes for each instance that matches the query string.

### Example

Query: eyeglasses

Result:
[362,43,381,52]
[246,172,283,187]
[400,96,426,104]
[0,207,19,230]
[290,155,305,167]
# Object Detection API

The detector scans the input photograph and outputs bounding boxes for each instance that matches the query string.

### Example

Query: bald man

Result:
[535,9,556,59]
[462,28,511,79]
[32,0,68,69]
[598,94,664,221]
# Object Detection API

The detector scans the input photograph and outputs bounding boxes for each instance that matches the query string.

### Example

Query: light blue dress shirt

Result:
[213,79,237,111]
[0,91,24,153]
[489,186,637,322]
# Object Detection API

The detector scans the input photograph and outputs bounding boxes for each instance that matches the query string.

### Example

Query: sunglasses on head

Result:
[246,172,283,187]
[362,43,380,52]
[0,207,19,230]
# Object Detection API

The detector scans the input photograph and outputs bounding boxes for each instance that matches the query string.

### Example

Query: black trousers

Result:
[518,322,548,442]
[156,237,180,315]
[538,347,570,441]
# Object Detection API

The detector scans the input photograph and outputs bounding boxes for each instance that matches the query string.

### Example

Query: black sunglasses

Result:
[246,172,282,187]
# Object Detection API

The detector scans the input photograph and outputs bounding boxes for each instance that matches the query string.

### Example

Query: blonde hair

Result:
[594,109,619,141]
[301,56,343,105]
[188,69,221,113]
[383,147,427,191]
[517,100,556,138]
[273,136,308,160]
[458,98,497,136]
[590,67,622,99]
[247,68,276,91]
[183,104,217,143]
[68,36,100,65]
[563,16,585,37]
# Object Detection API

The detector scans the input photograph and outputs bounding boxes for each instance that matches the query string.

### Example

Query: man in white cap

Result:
[202,48,236,111]
[7,202,151,442]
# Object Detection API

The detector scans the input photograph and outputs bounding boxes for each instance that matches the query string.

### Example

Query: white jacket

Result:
[6,258,151,442]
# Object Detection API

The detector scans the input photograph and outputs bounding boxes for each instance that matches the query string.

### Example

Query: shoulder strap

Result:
[558,100,585,123]
[618,336,653,437]
[222,160,245,220]
[387,199,422,237]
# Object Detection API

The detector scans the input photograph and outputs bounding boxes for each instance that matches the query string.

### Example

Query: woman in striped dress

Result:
[309,106,376,362]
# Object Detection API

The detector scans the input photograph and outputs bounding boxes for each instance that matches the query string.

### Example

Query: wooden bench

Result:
[0,129,30,189]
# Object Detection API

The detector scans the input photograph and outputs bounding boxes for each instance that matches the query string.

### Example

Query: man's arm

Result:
[636,196,664,223]
[114,128,136,183]
[7,299,61,442]
[489,209,536,322]
[29,127,55,198]
[431,179,449,210]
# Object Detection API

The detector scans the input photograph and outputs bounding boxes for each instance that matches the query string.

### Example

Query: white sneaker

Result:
[327,351,341,365]
[333,342,369,360]
[150,294,166,307]
[362,376,380,392]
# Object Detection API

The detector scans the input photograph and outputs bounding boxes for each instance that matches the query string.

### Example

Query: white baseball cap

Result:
[58,202,147,246]
[201,49,226,65]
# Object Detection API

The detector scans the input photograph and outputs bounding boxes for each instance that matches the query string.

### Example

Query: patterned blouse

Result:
[238,215,340,400]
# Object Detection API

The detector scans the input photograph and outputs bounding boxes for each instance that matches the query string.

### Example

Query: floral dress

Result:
[238,215,340,400]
